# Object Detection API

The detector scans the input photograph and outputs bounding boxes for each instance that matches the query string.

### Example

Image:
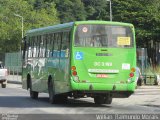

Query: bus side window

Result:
[32,36,37,57]
[47,33,54,57]
[36,36,40,57]
[58,32,63,58]
[35,37,38,57]
[34,36,37,57]
[52,33,56,57]
[29,37,34,57]
[44,35,47,57]
[27,37,33,58]
[39,35,46,58]
[45,34,49,57]
[61,32,70,58]
[54,33,60,58]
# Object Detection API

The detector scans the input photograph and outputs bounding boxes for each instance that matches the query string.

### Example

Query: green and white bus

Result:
[22,21,136,104]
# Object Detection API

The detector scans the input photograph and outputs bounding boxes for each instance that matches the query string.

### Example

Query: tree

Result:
[54,0,87,23]
[112,0,160,47]
[0,0,59,52]
[1,0,160,53]
[82,0,109,20]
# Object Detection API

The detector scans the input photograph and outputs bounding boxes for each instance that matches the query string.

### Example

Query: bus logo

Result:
[75,52,83,60]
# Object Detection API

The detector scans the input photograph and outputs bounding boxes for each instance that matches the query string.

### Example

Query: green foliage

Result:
[112,0,160,47]
[0,0,160,53]
[0,0,59,52]
[82,0,109,20]
[54,0,86,23]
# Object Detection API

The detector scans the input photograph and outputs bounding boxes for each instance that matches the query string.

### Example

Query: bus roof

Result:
[26,22,74,36]
[26,21,134,36]
[75,20,133,26]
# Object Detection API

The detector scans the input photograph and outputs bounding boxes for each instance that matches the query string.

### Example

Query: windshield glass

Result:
[74,24,134,48]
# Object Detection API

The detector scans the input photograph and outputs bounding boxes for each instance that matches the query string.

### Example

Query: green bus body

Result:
[22,21,136,104]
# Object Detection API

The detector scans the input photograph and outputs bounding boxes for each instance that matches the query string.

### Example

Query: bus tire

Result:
[58,94,68,103]
[94,96,106,104]
[94,95,112,104]
[30,90,38,99]
[29,78,38,99]
[105,96,112,104]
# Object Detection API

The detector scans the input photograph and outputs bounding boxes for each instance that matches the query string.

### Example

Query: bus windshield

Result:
[74,24,134,48]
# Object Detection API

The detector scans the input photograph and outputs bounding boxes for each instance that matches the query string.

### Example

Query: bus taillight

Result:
[72,71,77,76]
[129,67,135,77]
[71,66,76,71]
[131,67,135,72]
[71,66,77,76]
[129,72,134,77]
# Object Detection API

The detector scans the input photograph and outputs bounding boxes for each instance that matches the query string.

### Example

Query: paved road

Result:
[0,84,160,119]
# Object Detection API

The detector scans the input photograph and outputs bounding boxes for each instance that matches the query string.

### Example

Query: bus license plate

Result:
[96,74,108,78]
